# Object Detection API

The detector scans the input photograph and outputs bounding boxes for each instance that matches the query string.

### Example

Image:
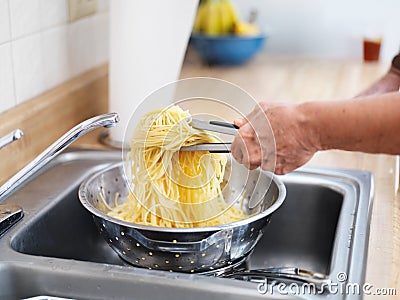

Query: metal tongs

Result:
[180,119,238,153]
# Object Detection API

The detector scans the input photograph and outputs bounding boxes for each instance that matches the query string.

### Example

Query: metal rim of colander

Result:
[78,162,286,233]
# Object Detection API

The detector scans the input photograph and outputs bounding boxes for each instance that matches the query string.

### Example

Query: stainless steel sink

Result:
[0,149,373,300]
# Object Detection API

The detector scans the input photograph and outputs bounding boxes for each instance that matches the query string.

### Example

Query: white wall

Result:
[232,0,400,61]
[0,0,109,113]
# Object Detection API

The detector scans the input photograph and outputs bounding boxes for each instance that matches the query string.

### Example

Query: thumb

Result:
[234,117,247,127]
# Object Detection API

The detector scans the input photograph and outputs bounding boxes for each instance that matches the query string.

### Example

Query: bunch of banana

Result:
[193,0,239,36]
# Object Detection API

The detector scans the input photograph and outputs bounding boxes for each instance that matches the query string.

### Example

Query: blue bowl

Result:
[190,33,266,65]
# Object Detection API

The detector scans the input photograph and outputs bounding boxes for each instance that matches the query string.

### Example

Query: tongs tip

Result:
[181,119,238,153]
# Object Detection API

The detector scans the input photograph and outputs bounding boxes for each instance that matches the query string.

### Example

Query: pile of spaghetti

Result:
[104,105,246,228]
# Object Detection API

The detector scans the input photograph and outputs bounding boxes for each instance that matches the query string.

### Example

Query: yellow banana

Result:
[202,0,221,36]
[193,2,208,33]
[234,22,260,36]
[221,0,239,30]
[193,0,242,36]
[218,0,233,34]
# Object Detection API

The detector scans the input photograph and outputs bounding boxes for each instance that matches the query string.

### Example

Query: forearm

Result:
[356,70,400,97]
[301,92,400,154]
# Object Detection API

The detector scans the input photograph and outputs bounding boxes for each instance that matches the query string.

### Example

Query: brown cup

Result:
[363,37,381,62]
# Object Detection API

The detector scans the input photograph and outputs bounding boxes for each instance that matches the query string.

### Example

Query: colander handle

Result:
[129,228,234,253]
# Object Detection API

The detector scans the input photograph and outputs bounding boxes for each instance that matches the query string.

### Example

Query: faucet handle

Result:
[0,129,24,150]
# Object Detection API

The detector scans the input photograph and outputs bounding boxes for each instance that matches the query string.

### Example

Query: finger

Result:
[275,164,293,175]
[231,135,245,164]
[238,122,256,139]
[274,166,285,175]
[231,139,259,170]
[248,164,259,170]
[240,156,259,169]
[239,143,262,169]
[260,157,275,172]
[231,134,261,168]
[233,117,246,127]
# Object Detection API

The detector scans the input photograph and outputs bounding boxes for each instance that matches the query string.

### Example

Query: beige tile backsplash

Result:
[0,0,109,113]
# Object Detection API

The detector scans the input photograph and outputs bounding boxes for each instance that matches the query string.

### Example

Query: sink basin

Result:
[0,149,373,300]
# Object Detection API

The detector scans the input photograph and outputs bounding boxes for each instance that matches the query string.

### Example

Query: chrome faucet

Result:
[0,129,24,150]
[0,113,119,200]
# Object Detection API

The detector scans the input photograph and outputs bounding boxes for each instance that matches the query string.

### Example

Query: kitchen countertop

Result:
[177,50,400,297]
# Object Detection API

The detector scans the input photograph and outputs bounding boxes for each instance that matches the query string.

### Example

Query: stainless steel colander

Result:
[78,160,286,273]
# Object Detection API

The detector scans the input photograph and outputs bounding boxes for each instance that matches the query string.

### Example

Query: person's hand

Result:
[231,102,320,175]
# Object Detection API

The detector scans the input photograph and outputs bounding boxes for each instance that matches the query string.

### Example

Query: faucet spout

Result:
[0,113,119,200]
